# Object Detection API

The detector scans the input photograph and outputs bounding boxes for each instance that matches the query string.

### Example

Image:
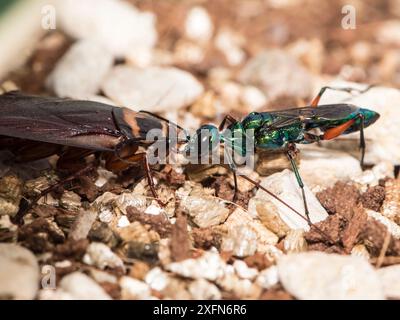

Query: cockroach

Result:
[0,91,188,218]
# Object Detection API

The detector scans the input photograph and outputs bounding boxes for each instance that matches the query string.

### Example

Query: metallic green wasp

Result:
[184,86,380,224]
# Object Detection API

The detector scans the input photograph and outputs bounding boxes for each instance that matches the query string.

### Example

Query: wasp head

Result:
[184,124,221,160]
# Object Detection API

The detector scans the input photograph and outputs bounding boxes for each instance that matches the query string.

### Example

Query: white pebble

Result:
[185,6,214,43]
[102,66,204,112]
[47,40,113,98]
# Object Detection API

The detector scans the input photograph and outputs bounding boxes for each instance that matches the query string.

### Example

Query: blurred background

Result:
[1,0,400,120]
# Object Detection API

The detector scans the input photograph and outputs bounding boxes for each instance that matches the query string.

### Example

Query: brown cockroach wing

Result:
[0,91,125,151]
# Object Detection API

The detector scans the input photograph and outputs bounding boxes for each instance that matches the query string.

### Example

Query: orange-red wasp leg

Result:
[310,85,375,107]
[322,118,356,140]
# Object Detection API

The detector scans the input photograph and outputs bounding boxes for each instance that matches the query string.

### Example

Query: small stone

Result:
[102,65,204,112]
[184,6,214,43]
[117,216,130,228]
[238,49,313,100]
[47,40,113,98]
[58,272,111,300]
[216,271,261,299]
[377,265,400,299]
[241,86,268,110]
[95,168,117,188]
[161,277,192,300]
[165,250,226,281]
[115,193,148,215]
[278,252,384,299]
[144,204,163,216]
[351,244,370,260]
[256,266,279,289]
[182,196,229,228]
[283,229,308,254]
[233,260,258,280]
[24,176,53,198]
[89,269,117,284]
[353,162,394,192]
[69,209,97,241]
[129,261,150,280]
[221,225,257,257]
[190,91,217,119]
[255,150,293,176]
[228,168,259,193]
[188,279,221,300]
[377,20,400,46]
[222,208,279,258]
[145,267,170,292]
[215,28,245,66]
[59,191,81,210]
[99,209,113,224]
[0,244,39,299]
[117,221,160,244]
[88,221,119,248]
[298,145,362,192]
[57,0,157,57]
[0,175,22,217]
[251,170,328,231]
[119,276,152,300]
[366,209,400,240]
[83,242,125,271]
[173,40,205,65]
[250,200,290,237]
[381,178,400,224]
[121,241,159,264]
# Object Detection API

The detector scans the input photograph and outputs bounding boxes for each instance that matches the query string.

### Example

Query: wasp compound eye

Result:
[185,124,219,160]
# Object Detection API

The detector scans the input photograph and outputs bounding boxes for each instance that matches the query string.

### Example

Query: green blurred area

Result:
[0,0,17,16]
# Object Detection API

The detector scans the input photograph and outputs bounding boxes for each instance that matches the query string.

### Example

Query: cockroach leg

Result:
[115,148,166,207]
[138,152,166,207]
[12,164,96,225]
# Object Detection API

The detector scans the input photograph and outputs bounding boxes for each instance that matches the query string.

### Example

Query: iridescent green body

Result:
[224,104,379,156]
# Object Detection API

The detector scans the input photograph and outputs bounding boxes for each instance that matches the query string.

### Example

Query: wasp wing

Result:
[269,104,358,121]
[259,104,359,130]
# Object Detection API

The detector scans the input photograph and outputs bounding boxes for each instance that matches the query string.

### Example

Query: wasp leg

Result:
[218,115,239,131]
[223,145,338,245]
[321,114,366,167]
[286,143,311,223]
[322,118,356,140]
[223,146,239,201]
[310,85,375,107]
[359,114,366,168]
